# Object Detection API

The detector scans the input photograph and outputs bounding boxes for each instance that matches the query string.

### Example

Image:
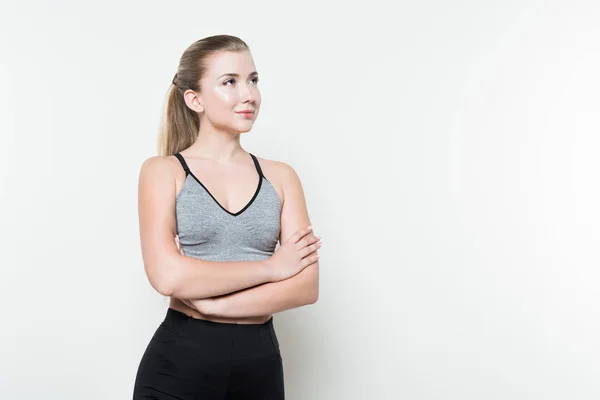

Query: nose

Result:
[240,83,255,103]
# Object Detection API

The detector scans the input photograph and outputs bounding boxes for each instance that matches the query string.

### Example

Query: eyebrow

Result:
[218,72,259,79]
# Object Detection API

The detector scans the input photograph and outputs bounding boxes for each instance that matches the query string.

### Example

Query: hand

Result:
[266,226,322,282]
[181,297,217,315]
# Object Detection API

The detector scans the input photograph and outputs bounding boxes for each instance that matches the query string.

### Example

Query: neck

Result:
[188,127,246,162]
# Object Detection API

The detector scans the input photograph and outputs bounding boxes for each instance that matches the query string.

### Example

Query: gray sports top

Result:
[174,152,281,262]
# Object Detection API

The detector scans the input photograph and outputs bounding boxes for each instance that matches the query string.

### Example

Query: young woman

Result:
[133,35,321,399]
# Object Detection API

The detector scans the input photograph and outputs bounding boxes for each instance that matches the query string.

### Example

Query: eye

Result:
[223,77,259,86]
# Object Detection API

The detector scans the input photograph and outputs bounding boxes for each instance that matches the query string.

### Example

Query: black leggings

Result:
[133,308,284,399]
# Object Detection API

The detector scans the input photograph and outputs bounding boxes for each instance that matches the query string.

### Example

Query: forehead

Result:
[204,50,257,77]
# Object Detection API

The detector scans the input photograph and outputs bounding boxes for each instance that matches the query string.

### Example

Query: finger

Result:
[296,234,320,250]
[300,240,322,258]
[301,253,320,268]
[290,226,313,244]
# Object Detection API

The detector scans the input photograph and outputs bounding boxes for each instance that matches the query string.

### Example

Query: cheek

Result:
[213,88,237,106]
[254,90,262,106]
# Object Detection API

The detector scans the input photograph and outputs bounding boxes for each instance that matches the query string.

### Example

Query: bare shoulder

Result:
[139,155,180,176]
[138,155,187,190]
[253,155,303,202]
[254,156,300,181]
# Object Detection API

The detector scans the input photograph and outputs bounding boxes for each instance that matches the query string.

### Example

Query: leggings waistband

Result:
[164,307,273,329]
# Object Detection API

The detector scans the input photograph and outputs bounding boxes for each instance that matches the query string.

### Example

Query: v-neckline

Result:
[180,153,263,217]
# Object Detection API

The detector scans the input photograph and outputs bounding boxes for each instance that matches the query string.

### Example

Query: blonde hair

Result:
[157,35,250,156]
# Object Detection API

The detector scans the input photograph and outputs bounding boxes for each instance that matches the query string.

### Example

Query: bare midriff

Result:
[169,297,272,325]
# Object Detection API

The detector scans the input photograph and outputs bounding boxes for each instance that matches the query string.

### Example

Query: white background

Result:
[1,1,599,399]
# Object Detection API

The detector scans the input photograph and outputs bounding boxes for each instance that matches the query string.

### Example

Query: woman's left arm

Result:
[183,161,320,318]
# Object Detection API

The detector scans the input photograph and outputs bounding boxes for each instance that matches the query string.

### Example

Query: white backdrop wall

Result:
[1,1,599,399]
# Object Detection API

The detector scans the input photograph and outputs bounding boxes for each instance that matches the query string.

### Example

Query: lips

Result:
[236,110,254,114]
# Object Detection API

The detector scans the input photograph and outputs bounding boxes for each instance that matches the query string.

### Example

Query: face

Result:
[192,50,261,134]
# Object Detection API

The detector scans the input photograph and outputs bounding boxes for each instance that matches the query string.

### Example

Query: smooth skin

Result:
[138,50,320,325]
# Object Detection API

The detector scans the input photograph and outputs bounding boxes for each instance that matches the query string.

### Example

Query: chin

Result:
[236,122,255,133]
[237,127,253,134]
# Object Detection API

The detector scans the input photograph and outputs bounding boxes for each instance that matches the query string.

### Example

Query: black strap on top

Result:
[174,153,190,175]
[250,153,264,179]
[176,152,263,179]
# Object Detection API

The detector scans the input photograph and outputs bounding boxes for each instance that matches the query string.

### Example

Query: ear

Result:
[183,90,205,113]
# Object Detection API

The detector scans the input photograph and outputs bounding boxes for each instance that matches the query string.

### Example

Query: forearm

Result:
[198,263,319,318]
[162,254,274,299]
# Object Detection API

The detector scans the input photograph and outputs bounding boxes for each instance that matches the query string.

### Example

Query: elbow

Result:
[306,266,319,304]
[148,271,176,296]
[145,255,181,297]
[307,283,319,304]
[153,278,176,297]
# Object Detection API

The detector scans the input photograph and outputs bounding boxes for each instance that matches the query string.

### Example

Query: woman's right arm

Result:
[137,156,274,299]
